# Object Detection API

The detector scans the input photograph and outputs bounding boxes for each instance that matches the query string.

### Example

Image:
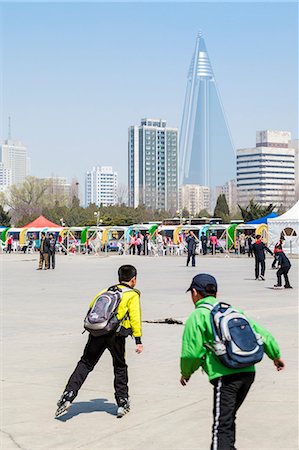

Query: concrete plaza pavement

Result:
[1,252,298,450]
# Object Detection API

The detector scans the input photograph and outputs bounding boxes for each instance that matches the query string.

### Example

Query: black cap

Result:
[186,273,218,293]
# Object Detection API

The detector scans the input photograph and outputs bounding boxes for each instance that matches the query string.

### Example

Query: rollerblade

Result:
[55,390,77,418]
[116,398,130,418]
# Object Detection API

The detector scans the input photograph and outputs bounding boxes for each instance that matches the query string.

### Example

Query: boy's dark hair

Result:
[255,234,261,239]
[201,283,217,298]
[118,265,137,282]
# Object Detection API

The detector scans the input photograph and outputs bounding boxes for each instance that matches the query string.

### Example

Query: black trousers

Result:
[65,333,128,406]
[186,252,195,266]
[248,247,254,257]
[277,266,291,287]
[49,252,55,269]
[202,243,207,255]
[255,258,265,278]
[211,372,255,450]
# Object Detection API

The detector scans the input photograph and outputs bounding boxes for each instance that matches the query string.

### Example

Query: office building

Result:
[289,139,299,201]
[215,179,237,213]
[85,166,118,207]
[0,140,29,185]
[237,131,296,207]
[179,184,211,216]
[128,118,178,211]
[180,33,235,189]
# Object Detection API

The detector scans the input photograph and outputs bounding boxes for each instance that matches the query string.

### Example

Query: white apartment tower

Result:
[128,119,178,211]
[237,131,296,208]
[179,185,211,215]
[0,140,29,185]
[0,162,12,192]
[85,166,118,207]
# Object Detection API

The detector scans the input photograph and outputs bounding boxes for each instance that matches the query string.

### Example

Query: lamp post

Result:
[94,211,100,227]
[176,210,183,225]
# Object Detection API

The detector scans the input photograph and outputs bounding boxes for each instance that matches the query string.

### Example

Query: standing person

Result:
[128,233,136,255]
[37,232,50,270]
[200,232,208,255]
[136,232,143,256]
[273,244,292,289]
[143,232,149,255]
[239,233,246,254]
[55,265,143,418]
[180,273,285,450]
[252,235,273,280]
[49,233,57,269]
[209,234,218,255]
[247,234,254,257]
[186,231,198,267]
[6,234,12,253]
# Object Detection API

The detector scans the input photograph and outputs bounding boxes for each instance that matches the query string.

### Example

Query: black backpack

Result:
[84,286,131,336]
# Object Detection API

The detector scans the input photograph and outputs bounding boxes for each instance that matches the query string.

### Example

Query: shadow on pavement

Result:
[56,398,116,421]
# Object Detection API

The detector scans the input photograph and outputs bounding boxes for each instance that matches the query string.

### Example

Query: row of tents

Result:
[1,201,298,254]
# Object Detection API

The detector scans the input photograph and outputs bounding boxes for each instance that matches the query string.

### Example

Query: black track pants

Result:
[65,333,128,405]
[255,258,265,278]
[210,372,255,450]
[277,266,291,287]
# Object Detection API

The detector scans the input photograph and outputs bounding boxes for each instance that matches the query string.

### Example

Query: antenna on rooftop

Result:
[8,116,11,140]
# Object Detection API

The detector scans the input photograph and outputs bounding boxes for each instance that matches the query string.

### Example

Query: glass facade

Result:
[180,34,235,188]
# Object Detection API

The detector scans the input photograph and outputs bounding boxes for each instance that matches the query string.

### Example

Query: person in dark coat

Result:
[37,232,50,270]
[252,235,273,280]
[274,245,292,289]
[247,235,254,257]
[186,231,198,267]
[200,232,208,255]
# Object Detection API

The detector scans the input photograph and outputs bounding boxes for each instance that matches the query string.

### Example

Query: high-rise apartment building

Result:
[128,118,178,211]
[180,34,235,188]
[44,177,72,203]
[0,162,12,192]
[289,139,299,201]
[215,179,237,213]
[179,184,211,216]
[0,140,29,185]
[85,166,118,207]
[237,131,296,207]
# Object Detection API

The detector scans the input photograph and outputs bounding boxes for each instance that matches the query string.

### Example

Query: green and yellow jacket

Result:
[181,296,280,381]
[89,284,142,344]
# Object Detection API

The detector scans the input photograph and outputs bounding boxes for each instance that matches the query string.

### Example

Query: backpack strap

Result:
[198,302,217,311]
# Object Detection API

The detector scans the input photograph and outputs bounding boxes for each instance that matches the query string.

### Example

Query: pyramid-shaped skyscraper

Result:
[180,34,235,188]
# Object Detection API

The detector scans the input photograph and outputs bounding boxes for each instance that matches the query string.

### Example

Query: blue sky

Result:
[1,2,298,189]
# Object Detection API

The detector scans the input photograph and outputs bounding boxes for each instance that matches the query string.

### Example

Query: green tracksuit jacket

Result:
[181,296,281,381]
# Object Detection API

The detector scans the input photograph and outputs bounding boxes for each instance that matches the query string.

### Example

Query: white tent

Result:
[268,201,299,254]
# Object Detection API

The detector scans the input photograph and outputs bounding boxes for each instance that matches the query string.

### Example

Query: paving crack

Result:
[0,428,27,450]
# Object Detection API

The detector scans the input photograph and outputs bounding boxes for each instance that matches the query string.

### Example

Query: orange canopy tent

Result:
[22,215,61,228]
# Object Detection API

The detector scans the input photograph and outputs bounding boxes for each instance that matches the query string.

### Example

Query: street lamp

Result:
[176,210,183,225]
[94,211,101,227]
[60,218,65,227]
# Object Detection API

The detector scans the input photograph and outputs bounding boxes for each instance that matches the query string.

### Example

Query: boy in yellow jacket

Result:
[56,265,142,418]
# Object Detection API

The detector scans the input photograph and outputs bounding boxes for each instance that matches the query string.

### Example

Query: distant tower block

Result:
[180,34,235,188]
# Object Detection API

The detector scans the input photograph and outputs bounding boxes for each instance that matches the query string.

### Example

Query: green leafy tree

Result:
[198,209,211,217]
[238,200,275,222]
[214,194,230,222]
[0,204,11,226]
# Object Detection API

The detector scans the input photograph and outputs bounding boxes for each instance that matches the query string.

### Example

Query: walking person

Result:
[252,234,273,280]
[180,273,285,450]
[37,232,50,270]
[49,233,56,269]
[55,265,143,419]
[143,232,150,255]
[271,240,282,269]
[6,234,13,253]
[186,231,198,267]
[200,232,208,255]
[273,244,292,289]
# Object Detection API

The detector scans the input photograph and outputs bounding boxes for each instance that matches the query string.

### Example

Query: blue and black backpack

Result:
[199,302,264,369]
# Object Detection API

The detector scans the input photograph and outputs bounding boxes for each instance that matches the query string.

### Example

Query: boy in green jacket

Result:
[180,273,285,450]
